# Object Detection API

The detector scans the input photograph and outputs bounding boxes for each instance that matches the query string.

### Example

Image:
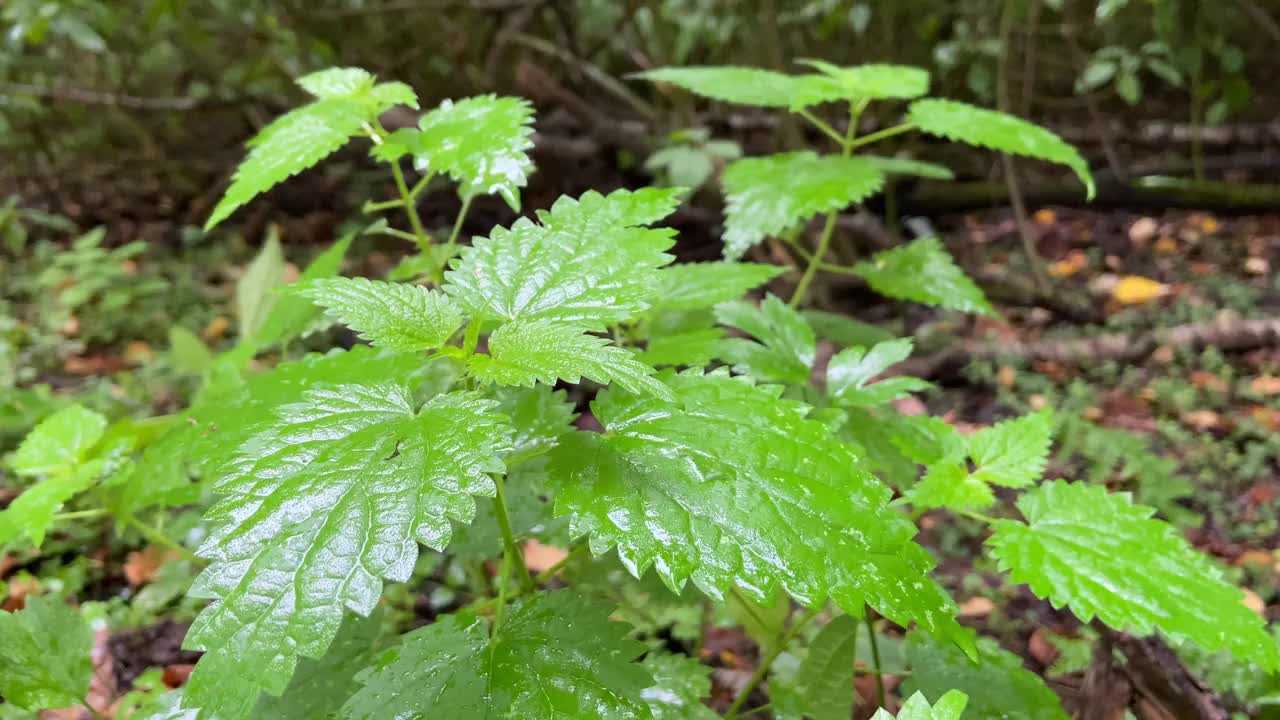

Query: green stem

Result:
[468,543,590,613]
[738,703,773,718]
[125,513,198,563]
[491,546,512,641]
[391,161,435,259]
[724,605,822,719]
[53,509,109,521]
[436,195,473,283]
[408,172,433,199]
[865,612,886,709]
[492,473,535,592]
[362,198,404,213]
[797,108,847,147]
[846,122,917,150]
[789,101,864,308]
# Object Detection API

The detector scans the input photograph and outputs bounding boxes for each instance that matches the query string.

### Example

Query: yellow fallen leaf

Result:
[1033,208,1057,225]
[1111,275,1169,305]
[1048,250,1087,277]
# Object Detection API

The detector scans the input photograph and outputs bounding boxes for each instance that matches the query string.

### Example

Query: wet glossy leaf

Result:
[899,461,995,512]
[377,95,535,210]
[468,320,673,400]
[182,385,512,720]
[635,66,812,107]
[0,596,93,711]
[653,262,784,311]
[988,481,1280,670]
[714,294,815,385]
[826,339,931,406]
[444,188,680,329]
[254,234,354,348]
[297,68,374,97]
[721,153,884,259]
[642,654,717,720]
[296,277,462,352]
[0,468,101,547]
[342,592,652,720]
[548,370,967,648]
[903,630,1066,720]
[252,611,383,720]
[908,99,1094,198]
[852,238,993,316]
[637,328,725,368]
[10,403,106,477]
[863,155,955,180]
[967,409,1053,488]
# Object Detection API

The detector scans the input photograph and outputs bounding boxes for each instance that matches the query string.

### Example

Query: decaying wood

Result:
[900,314,1280,380]
[1104,629,1230,720]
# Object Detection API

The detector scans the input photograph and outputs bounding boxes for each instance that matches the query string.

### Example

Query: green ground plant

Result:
[1,62,1276,720]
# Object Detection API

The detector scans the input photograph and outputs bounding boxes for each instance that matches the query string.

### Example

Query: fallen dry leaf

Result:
[1246,257,1270,275]
[124,546,179,587]
[1027,628,1060,667]
[958,596,995,617]
[41,629,115,720]
[1233,550,1275,568]
[1128,217,1159,245]
[1180,410,1222,431]
[1189,212,1221,234]
[1189,371,1229,394]
[997,365,1017,388]
[1033,208,1057,225]
[1242,588,1266,616]
[162,663,196,689]
[522,540,569,573]
[1153,236,1178,255]
[124,341,154,366]
[1250,376,1280,396]
[1111,276,1169,305]
[203,316,230,340]
[1048,250,1087,278]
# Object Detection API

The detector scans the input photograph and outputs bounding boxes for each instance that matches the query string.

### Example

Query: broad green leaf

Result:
[826,339,931,406]
[253,234,354,347]
[642,654,717,720]
[298,68,374,98]
[342,592,653,720]
[295,277,462,352]
[252,611,383,720]
[182,385,512,720]
[988,481,1280,670]
[444,188,680,329]
[802,310,895,348]
[235,230,286,340]
[852,238,994,316]
[636,66,810,108]
[637,328,725,368]
[0,596,93,711]
[727,593,790,653]
[207,69,416,230]
[899,461,995,512]
[548,370,967,649]
[908,99,1095,198]
[721,153,884,259]
[967,409,1053,488]
[168,326,214,376]
[494,385,577,464]
[10,404,106,476]
[0,469,101,546]
[863,155,955,180]
[377,95,535,210]
[870,691,968,720]
[653,262,784,311]
[468,320,672,400]
[714,294,815,385]
[787,615,860,720]
[790,61,930,107]
[903,631,1064,719]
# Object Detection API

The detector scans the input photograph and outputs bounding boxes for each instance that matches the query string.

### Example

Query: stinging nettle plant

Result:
[1,62,1276,720]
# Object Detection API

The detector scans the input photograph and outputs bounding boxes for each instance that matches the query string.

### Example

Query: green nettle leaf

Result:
[652,261,785,311]
[296,277,462,352]
[852,237,994,316]
[0,596,94,711]
[900,461,996,512]
[638,328,725,368]
[641,654,717,720]
[826,339,931,407]
[0,470,100,547]
[988,481,1280,670]
[903,631,1066,720]
[967,409,1053,488]
[548,370,967,649]
[169,326,215,375]
[802,310,896,349]
[252,611,383,720]
[468,320,672,400]
[721,153,884,259]
[444,188,680,329]
[376,95,535,210]
[862,155,956,180]
[870,691,968,720]
[182,383,512,720]
[715,294,816,385]
[790,60,930,107]
[235,230,286,340]
[908,99,1095,198]
[342,592,653,720]
[253,234,354,348]
[494,385,578,464]
[10,403,106,477]
[785,615,860,720]
[206,68,418,230]
[635,66,811,108]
